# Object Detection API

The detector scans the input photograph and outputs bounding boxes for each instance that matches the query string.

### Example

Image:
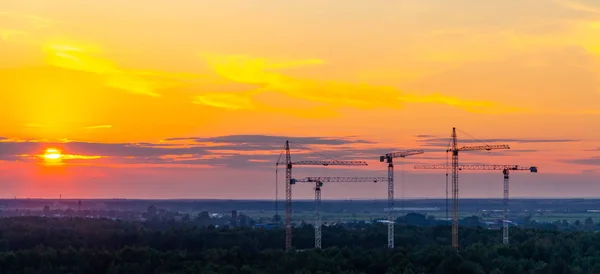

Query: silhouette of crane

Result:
[276,141,368,250]
[445,127,510,249]
[379,150,424,249]
[292,176,386,249]
[414,164,537,245]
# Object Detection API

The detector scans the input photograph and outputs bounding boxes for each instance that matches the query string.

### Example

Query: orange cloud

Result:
[193,92,255,110]
[61,154,103,160]
[199,54,518,113]
[397,93,527,114]
[0,12,56,45]
[0,13,203,99]
[42,42,188,97]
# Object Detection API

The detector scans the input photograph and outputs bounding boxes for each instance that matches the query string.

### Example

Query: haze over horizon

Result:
[1,0,600,199]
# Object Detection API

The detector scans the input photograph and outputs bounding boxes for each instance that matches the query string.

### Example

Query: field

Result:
[217,198,600,225]
[3,198,600,225]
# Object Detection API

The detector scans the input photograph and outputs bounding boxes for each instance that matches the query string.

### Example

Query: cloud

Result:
[43,42,200,97]
[404,46,600,110]
[198,54,509,113]
[200,54,400,109]
[0,140,208,159]
[172,135,373,145]
[0,12,57,45]
[83,125,112,130]
[416,137,579,148]
[474,138,578,143]
[563,157,600,166]
[193,93,255,110]
[463,149,540,157]
[397,93,522,113]
[1,12,203,98]
[0,11,56,29]
[0,133,556,170]
[554,0,600,15]
[0,135,381,169]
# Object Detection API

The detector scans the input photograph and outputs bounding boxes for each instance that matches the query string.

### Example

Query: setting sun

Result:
[43,148,62,160]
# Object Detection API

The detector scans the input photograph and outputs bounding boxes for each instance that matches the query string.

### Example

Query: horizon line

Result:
[3,197,600,201]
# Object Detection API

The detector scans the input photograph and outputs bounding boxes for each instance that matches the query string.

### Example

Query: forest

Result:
[0,217,599,273]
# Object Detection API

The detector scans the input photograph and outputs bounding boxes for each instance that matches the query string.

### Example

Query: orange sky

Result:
[0,0,599,199]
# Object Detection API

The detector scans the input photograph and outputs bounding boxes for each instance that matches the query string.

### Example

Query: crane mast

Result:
[502,169,509,244]
[450,130,459,250]
[414,164,536,245]
[284,141,292,250]
[278,141,368,251]
[379,149,424,249]
[315,181,322,249]
[292,176,386,249]
[446,127,510,249]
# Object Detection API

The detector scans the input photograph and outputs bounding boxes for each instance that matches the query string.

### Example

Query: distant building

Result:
[232,210,238,226]
[43,205,50,216]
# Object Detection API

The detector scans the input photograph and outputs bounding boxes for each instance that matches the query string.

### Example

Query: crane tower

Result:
[446,128,510,249]
[379,150,424,249]
[414,164,537,244]
[276,141,368,250]
[292,176,386,249]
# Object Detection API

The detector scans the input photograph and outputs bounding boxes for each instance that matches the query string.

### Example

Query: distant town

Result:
[2,198,600,232]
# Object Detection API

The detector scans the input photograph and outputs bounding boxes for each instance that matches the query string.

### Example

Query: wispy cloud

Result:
[193,93,255,110]
[199,54,397,109]
[416,137,580,148]
[0,11,56,29]
[397,93,524,113]
[563,156,600,166]
[43,42,196,97]
[1,12,203,98]
[165,135,373,146]
[83,125,112,130]
[0,134,581,171]
[197,54,514,113]
[554,0,600,15]
[0,135,378,168]
[0,12,56,44]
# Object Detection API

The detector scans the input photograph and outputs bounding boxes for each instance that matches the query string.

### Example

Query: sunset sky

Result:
[1,0,600,199]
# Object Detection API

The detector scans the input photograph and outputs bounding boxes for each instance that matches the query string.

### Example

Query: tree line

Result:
[0,217,599,273]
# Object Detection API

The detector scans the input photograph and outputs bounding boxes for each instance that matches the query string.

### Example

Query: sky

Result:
[0,0,600,199]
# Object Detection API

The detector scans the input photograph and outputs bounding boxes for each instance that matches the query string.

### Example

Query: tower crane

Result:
[445,127,510,249]
[291,176,387,249]
[414,164,537,245]
[379,150,424,249]
[276,140,368,251]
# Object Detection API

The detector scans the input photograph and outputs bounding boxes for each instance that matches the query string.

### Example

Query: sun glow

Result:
[43,148,62,160]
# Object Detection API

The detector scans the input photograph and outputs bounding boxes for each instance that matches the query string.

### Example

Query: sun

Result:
[43,148,63,160]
